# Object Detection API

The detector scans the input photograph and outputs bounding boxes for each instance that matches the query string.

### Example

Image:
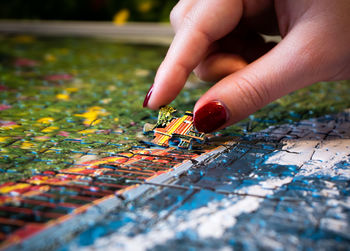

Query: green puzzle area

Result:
[1,35,350,183]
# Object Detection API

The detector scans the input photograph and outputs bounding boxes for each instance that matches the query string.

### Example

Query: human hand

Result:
[143,0,350,133]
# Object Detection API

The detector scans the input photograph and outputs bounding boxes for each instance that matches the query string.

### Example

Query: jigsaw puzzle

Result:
[70,110,350,251]
[0,34,350,250]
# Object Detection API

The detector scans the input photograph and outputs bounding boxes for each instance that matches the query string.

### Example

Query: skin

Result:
[145,0,350,131]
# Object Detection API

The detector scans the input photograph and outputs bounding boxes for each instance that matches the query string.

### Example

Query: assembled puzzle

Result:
[0,34,350,250]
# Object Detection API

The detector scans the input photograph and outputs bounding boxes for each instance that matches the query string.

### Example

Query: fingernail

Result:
[194,101,229,133]
[143,84,153,108]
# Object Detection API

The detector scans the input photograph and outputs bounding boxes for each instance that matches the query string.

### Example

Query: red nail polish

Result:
[143,84,153,108]
[194,101,229,133]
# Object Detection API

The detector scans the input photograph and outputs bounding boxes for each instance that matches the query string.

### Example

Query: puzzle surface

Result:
[68,111,350,251]
[0,35,350,250]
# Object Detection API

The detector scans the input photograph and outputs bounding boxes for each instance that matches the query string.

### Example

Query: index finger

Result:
[145,0,243,109]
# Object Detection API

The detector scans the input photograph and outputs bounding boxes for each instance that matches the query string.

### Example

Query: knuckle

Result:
[170,5,183,28]
[172,9,215,44]
[182,14,215,43]
[235,75,270,110]
[182,13,196,28]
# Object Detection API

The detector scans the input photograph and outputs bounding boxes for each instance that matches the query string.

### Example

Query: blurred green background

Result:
[0,0,177,22]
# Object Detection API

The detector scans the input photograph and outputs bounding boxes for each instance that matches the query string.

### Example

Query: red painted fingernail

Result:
[194,101,229,133]
[143,84,153,108]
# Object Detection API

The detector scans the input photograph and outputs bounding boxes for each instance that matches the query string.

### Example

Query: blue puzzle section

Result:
[62,111,350,250]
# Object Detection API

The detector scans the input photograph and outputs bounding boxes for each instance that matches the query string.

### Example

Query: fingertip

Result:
[193,100,230,133]
[147,60,190,110]
[142,84,154,108]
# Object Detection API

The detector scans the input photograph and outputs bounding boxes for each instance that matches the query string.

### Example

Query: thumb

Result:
[193,27,328,133]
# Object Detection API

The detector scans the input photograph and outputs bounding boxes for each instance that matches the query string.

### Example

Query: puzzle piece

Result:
[145,109,206,149]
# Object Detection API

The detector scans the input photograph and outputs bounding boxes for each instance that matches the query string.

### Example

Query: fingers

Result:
[194,53,247,82]
[170,0,198,32]
[193,30,276,81]
[193,27,327,133]
[194,42,276,82]
[144,0,243,110]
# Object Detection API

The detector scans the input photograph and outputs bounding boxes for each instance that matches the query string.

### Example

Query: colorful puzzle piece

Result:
[146,108,206,149]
